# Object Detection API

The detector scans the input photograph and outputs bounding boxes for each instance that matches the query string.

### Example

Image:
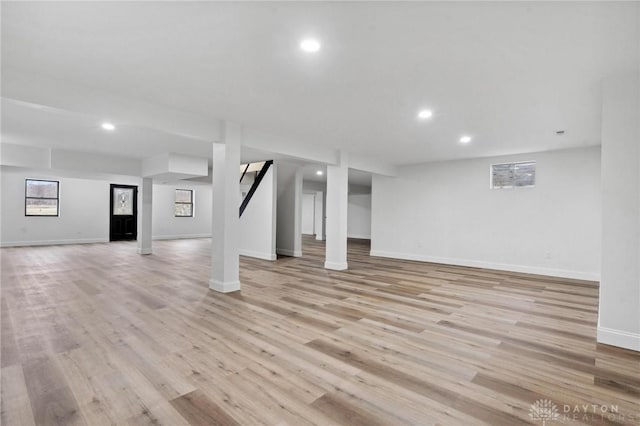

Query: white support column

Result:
[137,177,153,255]
[210,121,241,293]
[293,168,303,256]
[325,151,349,270]
[315,191,324,241]
[598,71,640,351]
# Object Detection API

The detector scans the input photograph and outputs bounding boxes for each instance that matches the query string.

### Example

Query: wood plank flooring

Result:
[1,236,639,425]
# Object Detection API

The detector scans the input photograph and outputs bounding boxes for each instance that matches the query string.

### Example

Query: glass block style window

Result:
[491,161,536,189]
[175,189,193,217]
[25,179,59,216]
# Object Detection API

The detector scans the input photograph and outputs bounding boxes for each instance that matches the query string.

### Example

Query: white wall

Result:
[598,71,640,351]
[0,167,212,246]
[1,166,278,262]
[239,166,276,260]
[276,162,302,257]
[152,183,211,239]
[0,166,137,246]
[302,193,315,235]
[51,149,141,176]
[371,147,601,280]
[348,193,371,239]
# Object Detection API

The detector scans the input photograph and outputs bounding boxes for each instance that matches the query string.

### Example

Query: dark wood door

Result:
[110,184,138,241]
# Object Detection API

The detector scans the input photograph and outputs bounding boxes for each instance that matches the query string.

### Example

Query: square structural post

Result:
[598,71,640,351]
[325,151,348,270]
[210,122,241,292]
[137,177,153,255]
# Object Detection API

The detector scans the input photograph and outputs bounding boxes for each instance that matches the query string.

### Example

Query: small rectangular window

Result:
[175,189,193,217]
[491,161,536,189]
[25,179,59,216]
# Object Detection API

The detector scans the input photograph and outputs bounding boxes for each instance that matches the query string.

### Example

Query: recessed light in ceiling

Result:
[459,135,472,144]
[101,122,116,131]
[316,170,323,176]
[300,38,321,53]
[417,110,433,120]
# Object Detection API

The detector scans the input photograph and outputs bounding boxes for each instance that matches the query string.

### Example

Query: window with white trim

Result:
[175,189,194,217]
[491,161,535,189]
[25,179,59,216]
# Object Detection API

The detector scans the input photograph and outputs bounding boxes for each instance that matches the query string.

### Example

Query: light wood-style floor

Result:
[1,237,639,425]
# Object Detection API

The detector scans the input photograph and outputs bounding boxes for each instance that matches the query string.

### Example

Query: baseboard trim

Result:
[137,247,152,255]
[209,279,241,293]
[597,327,640,352]
[369,250,599,282]
[153,234,211,240]
[348,235,371,240]
[239,249,276,261]
[324,261,348,271]
[277,248,302,257]
[1,238,108,248]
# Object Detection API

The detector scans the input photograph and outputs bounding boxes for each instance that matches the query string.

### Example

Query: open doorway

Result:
[345,170,372,261]
[299,166,372,263]
[301,193,316,236]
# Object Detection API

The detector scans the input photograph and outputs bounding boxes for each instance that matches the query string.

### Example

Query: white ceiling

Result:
[2,2,639,168]
[2,98,212,159]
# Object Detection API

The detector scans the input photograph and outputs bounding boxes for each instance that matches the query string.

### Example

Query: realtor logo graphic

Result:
[530,399,560,425]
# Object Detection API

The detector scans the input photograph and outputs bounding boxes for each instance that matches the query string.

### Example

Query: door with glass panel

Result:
[109,184,138,241]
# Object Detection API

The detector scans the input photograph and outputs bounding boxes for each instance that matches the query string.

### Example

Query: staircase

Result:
[239,160,273,217]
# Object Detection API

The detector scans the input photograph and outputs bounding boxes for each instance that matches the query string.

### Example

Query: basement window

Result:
[25,179,59,216]
[491,161,536,189]
[175,189,193,217]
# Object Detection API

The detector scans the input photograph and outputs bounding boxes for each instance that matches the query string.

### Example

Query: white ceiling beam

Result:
[349,153,397,177]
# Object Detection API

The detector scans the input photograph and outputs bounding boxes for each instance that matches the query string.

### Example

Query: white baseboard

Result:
[153,234,211,240]
[1,238,108,248]
[137,247,152,255]
[239,249,276,261]
[324,261,348,271]
[277,248,302,257]
[209,279,241,293]
[597,327,640,352]
[369,250,599,282]
[348,234,371,240]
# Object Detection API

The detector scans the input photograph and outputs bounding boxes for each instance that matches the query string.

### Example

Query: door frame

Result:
[109,184,138,241]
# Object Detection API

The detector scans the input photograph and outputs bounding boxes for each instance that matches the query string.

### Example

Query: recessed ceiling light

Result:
[316,170,323,176]
[300,38,321,53]
[101,122,116,131]
[417,110,433,120]
[459,135,472,144]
